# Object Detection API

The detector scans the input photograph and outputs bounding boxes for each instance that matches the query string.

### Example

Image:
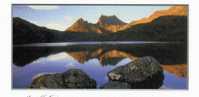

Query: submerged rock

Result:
[30,69,96,89]
[101,81,131,89]
[108,56,164,89]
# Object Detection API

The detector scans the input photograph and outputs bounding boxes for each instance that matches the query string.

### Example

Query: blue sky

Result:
[12,5,171,31]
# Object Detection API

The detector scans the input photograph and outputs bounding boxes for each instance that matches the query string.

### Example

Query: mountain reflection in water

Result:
[12,52,187,89]
[13,42,187,66]
[12,42,187,89]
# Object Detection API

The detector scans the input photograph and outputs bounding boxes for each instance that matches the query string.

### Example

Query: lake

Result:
[12,41,188,89]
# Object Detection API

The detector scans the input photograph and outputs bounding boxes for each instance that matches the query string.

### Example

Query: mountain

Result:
[65,15,126,33]
[13,17,107,44]
[65,18,109,33]
[13,17,62,44]
[97,15,127,32]
[113,5,188,42]
[13,5,187,44]
[115,15,187,41]
[120,5,187,31]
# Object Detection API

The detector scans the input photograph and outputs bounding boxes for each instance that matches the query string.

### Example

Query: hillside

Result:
[115,16,187,42]
[120,5,187,31]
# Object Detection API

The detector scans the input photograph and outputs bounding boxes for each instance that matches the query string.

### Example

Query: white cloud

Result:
[44,23,66,31]
[28,6,59,10]
[28,20,41,26]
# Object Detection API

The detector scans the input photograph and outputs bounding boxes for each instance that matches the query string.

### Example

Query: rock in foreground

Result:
[30,73,65,88]
[63,69,96,88]
[108,56,164,89]
[30,69,96,89]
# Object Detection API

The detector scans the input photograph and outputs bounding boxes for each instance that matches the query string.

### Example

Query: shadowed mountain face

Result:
[13,17,51,44]
[13,17,67,44]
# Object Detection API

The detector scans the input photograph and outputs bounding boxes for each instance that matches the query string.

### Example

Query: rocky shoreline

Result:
[30,56,164,89]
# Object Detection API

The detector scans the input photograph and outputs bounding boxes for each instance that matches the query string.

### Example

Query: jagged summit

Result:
[96,15,127,32]
[71,18,88,26]
[65,6,187,33]
[97,15,126,25]
[65,18,109,33]
[76,18,86,23]
[65,15,127,33]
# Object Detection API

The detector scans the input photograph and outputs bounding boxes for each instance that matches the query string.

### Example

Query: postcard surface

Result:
[12,5,188,89]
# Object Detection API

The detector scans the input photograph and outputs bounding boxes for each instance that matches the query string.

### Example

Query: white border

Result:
[12,0,188,4]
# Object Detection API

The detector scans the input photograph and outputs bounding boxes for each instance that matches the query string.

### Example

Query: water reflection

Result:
[13,43,187,66]
[12,43,187,89]
[13,51,187,89]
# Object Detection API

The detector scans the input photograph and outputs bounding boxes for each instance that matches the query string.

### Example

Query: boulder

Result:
[30,73,65,89]
[101,81,131,89]
[108,56,164,89]
[63,69,96,88]
[30,69,96,89]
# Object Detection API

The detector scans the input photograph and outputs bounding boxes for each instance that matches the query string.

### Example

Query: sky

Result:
[12,5,171,31]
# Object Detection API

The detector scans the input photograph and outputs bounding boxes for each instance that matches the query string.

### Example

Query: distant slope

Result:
[120,6,187,31]
[115,16,187,41]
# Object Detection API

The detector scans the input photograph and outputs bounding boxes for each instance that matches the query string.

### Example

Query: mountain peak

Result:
[77,17,84,22]
[96,15,127,32]
[75,17,88,24]
[65,17,109,33]
[97,15,126,25]
[99,15,117,19]
[65,15,127,33]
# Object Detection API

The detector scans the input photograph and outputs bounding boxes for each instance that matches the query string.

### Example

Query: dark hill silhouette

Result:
[13,15,187,45]
[13,17,65,44]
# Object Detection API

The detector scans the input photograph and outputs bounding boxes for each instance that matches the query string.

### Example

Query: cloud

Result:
[29,20,40,25]
[28,6,59,10]
[44,23,66,31]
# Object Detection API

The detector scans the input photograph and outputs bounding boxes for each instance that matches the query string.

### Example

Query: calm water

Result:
[12,42,188,89]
